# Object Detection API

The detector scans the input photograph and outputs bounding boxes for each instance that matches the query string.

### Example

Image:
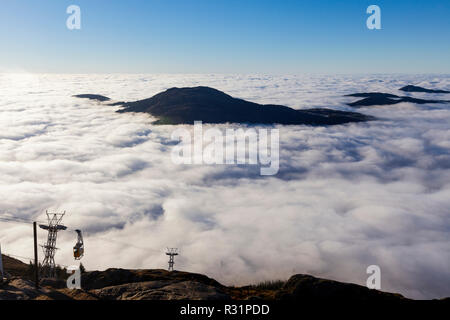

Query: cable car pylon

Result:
[39,211,67,278]
[166,248,178,271]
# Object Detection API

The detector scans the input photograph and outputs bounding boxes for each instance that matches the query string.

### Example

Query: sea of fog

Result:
[0,73,449,299]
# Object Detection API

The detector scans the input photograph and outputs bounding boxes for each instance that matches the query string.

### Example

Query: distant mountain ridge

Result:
[399,85,450,94]
[73,94,111,102]
[345,84,450,107]
[75,86,373,125]
[74,85,450,121]
[345,92,450,107]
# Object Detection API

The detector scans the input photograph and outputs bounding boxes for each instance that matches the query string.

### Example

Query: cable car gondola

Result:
[73,229,84,260]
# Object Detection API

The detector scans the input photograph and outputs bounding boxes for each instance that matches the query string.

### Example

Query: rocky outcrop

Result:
[0,270,230,300]
[81,268,224,290]
[275,274,406,301]
[92,280,230,300]
[81,269,229,300]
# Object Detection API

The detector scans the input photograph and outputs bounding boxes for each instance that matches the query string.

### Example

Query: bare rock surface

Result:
[275,274,406,301]
[92,280,230,300]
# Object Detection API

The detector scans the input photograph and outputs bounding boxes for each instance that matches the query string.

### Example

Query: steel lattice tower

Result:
[39,211,67,278]
[166,248,178,271]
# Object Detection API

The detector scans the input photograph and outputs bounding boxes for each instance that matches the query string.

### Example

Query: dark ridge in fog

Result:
[76,86,373,125]
[346,92,449,107]
[399,85,450,94]
[73,94,111,102]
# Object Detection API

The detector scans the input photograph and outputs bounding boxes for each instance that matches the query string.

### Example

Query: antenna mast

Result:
[166,248,178,271]
[39,211,67,278]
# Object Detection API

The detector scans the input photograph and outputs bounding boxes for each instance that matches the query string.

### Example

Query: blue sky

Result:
[0,0,449,74]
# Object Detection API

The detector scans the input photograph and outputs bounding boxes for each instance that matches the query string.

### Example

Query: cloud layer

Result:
[0,73,449,299]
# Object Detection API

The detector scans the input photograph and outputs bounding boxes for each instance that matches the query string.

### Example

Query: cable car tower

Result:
[166,248,178,271]
[39,211,67,278]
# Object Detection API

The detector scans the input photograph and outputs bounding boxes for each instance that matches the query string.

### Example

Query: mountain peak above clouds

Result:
[76,86,373,125]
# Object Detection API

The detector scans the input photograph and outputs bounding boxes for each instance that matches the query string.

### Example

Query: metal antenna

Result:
[39,211,67,278]
[165,248,178,271]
